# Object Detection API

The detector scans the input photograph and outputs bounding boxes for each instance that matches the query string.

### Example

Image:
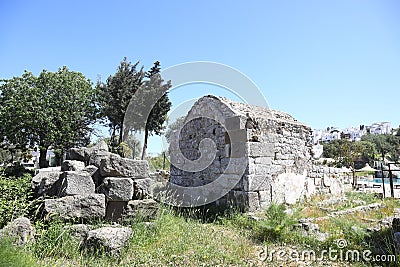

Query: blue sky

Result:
[1,1,399,153]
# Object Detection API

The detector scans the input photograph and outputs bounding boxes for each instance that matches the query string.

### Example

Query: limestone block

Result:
[248,142,275,157]
[67,141,109,163]
[89,151,113,168]
[243,174,271,191]
[67,147,86,162]
[226,129,248,143]
[133,177,155,198]
[81,165,103,187]
[84,226,132,256]
[31,171,62,197]
[247,192,260,212]
[259,190,272,209]
[100,177,133,201]
[0,217,35,246]
[254,157,273,165]
[57,171,95,196]
[99,154,149,178]
[329,178,344,196]
[225,116,246,130]
[124,199,158,221]
[61,160,85,172]
[230,142,247,158]
[44,194,106,220]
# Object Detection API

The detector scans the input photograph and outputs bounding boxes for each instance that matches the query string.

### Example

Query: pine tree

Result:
[141,61,172,159]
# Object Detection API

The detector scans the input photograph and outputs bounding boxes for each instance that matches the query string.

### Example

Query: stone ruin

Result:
[170,95,347,211]
[31,141,160,222]
[26,141,163,254]
[30,95,348,218]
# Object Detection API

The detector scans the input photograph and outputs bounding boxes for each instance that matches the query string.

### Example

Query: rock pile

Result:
[31,141,158,222]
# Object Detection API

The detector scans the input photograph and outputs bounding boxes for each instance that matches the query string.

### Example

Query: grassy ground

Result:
[1,174,399,267]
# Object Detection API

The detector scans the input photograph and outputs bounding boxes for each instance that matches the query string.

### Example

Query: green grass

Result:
[1,173,399,266]
[0,238,40,267]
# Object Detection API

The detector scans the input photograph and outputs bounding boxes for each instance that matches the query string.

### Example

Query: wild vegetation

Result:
[1,168,399,266]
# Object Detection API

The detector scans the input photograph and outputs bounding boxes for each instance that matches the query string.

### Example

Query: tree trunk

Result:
[352,169,357,189]
[39,147,49,168]
[118,118,124,146]
[141,126,149,160]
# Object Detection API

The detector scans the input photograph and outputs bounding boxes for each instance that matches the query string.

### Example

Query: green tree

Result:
[0,67,98,168]
[361,134,400,162]
[97,57,144,154]
[140,61,172,159]
[164,116,185,144]
[323,139,376,188]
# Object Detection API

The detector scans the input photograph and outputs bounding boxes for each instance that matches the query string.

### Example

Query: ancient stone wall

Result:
[170,95,347,211]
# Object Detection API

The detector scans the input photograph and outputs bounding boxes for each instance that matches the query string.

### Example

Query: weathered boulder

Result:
[31,171,62,197]
[99,177,133,201]
[89,151,113,168]
[64,224,93,241]
[123,199,158,221]
[67,140,109,163]
[0,217,35,246]
[44,194,106,220]
[67,147,86,162]
[133,177,155,198]
[99,154,149,178]
[81,165,103,187]
[61,160,85,172]
[84,226,132,255]
[87,140,109,157]
[57,171,95,196]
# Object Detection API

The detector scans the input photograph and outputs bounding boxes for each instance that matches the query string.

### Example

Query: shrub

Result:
[0,173,38,228]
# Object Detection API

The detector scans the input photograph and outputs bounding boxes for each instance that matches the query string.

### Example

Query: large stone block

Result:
[271,172,306,205]
[61,160,85,172]
[99,154,149,178]
[226,129,248,143]
[100,177,133,201]
[89,151,113,168]
[67,141,109,163]
[133,177,155,198]
[57,171,95,196]
[230,142,247,158]
[124,199,158,221]
[243,174,271,191]
[248,142,275,157]
[225,116,246,130]
[67,147,86,162]
[31,171,61,197]
[84,226,132,256]
[44,194,106,220]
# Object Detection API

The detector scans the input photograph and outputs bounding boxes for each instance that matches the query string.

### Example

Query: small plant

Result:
[253,204,297,242]
[0,173,37,228]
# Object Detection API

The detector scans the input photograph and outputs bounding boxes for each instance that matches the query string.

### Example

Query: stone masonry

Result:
[31,141,158,221]
[170,95,346,211]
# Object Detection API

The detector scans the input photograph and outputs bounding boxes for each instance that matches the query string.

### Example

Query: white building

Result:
[312,122,392,144]
[368,122,392,135]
